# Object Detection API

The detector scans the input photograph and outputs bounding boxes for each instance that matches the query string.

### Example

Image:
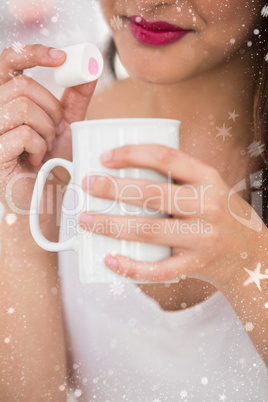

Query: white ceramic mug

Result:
[30,118,180,283]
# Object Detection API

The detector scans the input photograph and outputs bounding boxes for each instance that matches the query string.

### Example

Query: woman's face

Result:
[100,0,266,84]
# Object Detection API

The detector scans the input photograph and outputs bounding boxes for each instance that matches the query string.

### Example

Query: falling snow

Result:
[110,15,123,31]
[40,28,50,36]
[180,389,188,399]
[245,322,254,332]
[74,389,83,397]
[243,262,268,291]
[228,110,239,122]
[216,123,232,141]
[0,1,267,400]
[11,41,25,54]
[109,281,125,297]
[240,252,248,260]
[247,140,265,158]
[201,376,208,385]
[261,5,268,17]
[5,213,17,225]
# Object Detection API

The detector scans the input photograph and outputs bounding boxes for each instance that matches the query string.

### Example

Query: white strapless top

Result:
[59,191,268,402]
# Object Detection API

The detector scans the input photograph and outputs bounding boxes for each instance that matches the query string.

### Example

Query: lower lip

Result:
[129,20,189,46]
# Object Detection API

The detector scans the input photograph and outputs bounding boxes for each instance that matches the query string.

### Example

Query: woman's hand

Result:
[0,44,97,212]
[0,44,100,400]
[79,144,266,290]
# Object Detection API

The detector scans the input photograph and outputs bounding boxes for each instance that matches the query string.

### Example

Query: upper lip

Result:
[128,15,189,32]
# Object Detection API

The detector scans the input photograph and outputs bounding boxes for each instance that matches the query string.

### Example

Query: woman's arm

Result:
[220,245,268,366]
[0,43,98,400]
[0,211,68,401]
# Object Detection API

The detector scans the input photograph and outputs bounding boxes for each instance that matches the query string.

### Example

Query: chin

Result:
[122,60,201,86]
[116,42,207,86]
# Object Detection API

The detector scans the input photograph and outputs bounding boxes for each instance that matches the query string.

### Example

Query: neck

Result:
[131,49,262,186]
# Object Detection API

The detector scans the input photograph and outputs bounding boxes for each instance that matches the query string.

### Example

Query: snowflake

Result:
[261,5,268,17]
[180,389,188,399]
[59,384,65,392]
[265,53,268,63]
[228,110,239,122]
[109,281,125,296]
[12,41,25,54]
[5,213,17,225]
[74,389,82,398]
[240,252,248,260]
[245,322,254,332]
[40,28,50,36]
[243,262,268,292]
[219,394,227,402]
[152,399,161,402]
[216,123,232,141]
[201,376,208,385]
[110,15,123,30]
[7,307,15,315]
[247,140,265,158]
[54,25,87,48]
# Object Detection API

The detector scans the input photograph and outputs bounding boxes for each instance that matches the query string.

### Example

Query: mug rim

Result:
[71,118,181,129]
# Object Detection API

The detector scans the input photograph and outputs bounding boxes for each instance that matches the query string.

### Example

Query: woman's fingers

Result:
[0,75,64,131]
[0,98,56,151]
[0,126,47,167]
[103,253,194,282]
[101,144,218,184]
[0,44,66,85]
[78,212,209,248]
[83,175,212,217]
[61,80,98,124]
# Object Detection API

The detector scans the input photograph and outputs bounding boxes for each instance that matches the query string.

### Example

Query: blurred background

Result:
[0,0,114,97]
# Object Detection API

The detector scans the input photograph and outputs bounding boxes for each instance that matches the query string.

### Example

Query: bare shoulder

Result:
[86,78,138,120]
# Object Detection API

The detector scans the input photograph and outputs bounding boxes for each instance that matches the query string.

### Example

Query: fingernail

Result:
[57,120,65,134]
[100,150,113,163]
[82,176,96,191]
[106,255,118,270]
[49,48,65,59]
[79,212,93,226]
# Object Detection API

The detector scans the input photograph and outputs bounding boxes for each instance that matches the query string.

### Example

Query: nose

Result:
[134,0,179,13]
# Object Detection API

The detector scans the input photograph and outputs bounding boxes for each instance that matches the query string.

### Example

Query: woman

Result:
[0,0,267,400]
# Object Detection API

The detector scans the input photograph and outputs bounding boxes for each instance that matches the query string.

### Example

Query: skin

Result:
[100,0,266,84]
[0,0,267,399]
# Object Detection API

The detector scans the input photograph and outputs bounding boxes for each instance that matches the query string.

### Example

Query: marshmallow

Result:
[54,43,104,87]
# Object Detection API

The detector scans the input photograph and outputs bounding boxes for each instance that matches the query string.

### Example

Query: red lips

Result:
[128,15,190,46]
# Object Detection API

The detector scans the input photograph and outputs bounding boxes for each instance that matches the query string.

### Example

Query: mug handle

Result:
[30,158,77,252]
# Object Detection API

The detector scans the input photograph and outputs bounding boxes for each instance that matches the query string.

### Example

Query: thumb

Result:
[60,80,98,124]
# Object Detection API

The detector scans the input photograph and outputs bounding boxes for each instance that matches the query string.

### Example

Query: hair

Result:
[105,38,117,79]
[254,42,268,163]
[253,22,268,225]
